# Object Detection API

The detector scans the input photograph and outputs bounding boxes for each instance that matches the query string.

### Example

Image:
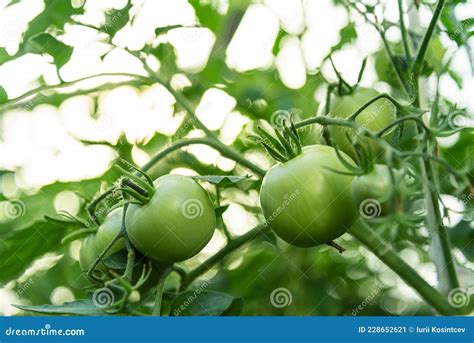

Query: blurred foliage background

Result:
[0,0,473,316]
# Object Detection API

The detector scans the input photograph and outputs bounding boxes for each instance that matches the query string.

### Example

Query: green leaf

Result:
[24,33,73,69]
[193,175,250,187]
[0,167,120,234]
[23,0,84,42]
[330,23,357,54]
[154,25,184,36]
[103,250,129,270]
[449,220,474,261]
[14,300,107,316]
[447,70,463,89]
[170,290,242,316]
[0,86,8,104]
[0,219,77,285]
[215,205,229,217]
[102,1,132,37]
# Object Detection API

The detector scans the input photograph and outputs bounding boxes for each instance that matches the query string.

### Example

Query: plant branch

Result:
[350,220,458,315]
[182,224,269,289]
[348,93,404,121]
[142,137,266,177]
[127,50,266,178]
[0,73,153,112]
[398,0,412,62]
[411,0,446,79]
[152,265,173,316]
[410,0,460,292]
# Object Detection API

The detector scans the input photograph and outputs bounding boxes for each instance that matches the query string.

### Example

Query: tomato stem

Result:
[152,265,173,316]
[350,220,459,315]
[142,137,266,177]
[327,241,345,253]
[347,94,404,121]
[182,224,270,290]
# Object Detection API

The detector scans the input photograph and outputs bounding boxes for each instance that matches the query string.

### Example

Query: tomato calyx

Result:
[250,120,302,162]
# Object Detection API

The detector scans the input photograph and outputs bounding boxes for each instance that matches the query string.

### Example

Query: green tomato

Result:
[127,290,141,303]
[351,164,396,218]
[78,208,125,271]
[126,174,216,262]
[260,145,357,247]
[328,87,397,159]
[79,234,101,272]
[94,207,125,256]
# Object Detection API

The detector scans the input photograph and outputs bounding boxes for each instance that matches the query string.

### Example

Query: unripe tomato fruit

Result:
[260,145,357,247]
[79,208,125,271]
[328,87,397,159]
[351,165,397,217]
[127,290,141,303]
[125,174,216,262]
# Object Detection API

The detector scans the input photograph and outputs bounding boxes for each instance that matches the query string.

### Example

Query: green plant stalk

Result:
[348,94,404,121]
[398,0,412,62]
[121,204,136,282]
[348,1,409,95]
[410,0,460,292]
[0,73,152,112]
[132,52,266,178]
[350,220,458,315]
[142,137,266,177]
[152,266,173,316]
[411,0,446,79]
[182,224,269,289]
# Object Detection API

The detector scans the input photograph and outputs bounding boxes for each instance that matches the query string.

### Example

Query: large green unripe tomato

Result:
[78,208,125,271]
[94,208,125,256]
[260,145,357,247]
[125,174,216,262]
[351,165,398,218]
[328,87,397,159]
[79,235,100,271]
